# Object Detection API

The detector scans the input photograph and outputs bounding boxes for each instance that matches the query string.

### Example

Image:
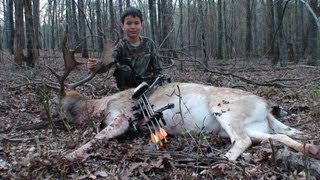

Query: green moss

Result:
[308,86,320,99]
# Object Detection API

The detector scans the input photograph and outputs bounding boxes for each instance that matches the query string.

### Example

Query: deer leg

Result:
[66,114,129,161]
[216,116,252,161]
[247,131,320,157]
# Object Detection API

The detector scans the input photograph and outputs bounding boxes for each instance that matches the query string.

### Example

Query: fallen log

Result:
[276,147,320,177]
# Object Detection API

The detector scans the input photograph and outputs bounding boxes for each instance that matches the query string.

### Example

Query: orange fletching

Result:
[159,128,167,136]
[150,133,159,143]
[156,131,164,140]
[159,128,168,142]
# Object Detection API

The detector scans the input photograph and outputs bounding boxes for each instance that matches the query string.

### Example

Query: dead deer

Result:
[53,27,320,162]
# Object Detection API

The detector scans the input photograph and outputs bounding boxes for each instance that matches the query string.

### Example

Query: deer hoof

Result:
[308,144,320,157]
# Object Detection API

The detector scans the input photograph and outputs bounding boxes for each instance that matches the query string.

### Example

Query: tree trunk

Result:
[217,0,223,59]
[223,1,229,58]
[187,0,191,55]
[294,0,303,63]
[267,0,275,58]
[96,0,103,50]
[199,0,208,67]
[66,0,72,38]
[125,0,130,7]
[50,0,56,49]
[157,0,174,64]
[245,0,252,57]
[25,0,38,67]
[13,0,25,65]
[72,0,79,45]
[109,0,116,40]
[306,0,319,65]
[0,25,2,50]
[228,0,235,58]
[148,0,157,43]
[89,2,96,48]
[274,0,287,66]
[102,0,108,34]
[252,0,258,55]
[118,0,123,37]
[178,0,184,71]
[33,0,40,50]
[5,0,14,54]
[78,0,88,58]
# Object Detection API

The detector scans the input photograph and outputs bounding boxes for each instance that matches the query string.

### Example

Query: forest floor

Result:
[0,50,320,179]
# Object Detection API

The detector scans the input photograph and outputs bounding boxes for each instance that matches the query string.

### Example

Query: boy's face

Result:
[121,15,143,39]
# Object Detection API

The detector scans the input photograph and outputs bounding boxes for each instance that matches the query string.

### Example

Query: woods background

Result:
[0,0,319,68]
[1,1,320,178]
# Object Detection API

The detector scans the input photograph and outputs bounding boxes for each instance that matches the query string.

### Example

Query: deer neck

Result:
[62,90,108,125]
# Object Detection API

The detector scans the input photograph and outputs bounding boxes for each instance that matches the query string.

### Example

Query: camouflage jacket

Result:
[112,36,162,82]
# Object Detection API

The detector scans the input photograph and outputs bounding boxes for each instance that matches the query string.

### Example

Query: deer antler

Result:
[99,28,119,65]
[48,26,116,96]
[72,30,118,88]
[47,25,84,96]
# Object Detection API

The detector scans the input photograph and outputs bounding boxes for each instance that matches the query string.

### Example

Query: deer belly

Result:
[153,93,221,135]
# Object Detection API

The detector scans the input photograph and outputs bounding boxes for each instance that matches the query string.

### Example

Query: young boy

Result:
[88,7,162,90]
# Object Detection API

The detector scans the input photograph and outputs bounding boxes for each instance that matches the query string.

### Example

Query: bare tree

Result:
[187,0,191,54]
[109,0,116,40]
[49,0,56,49]
[245,0,252,57]
[72,0,79,44]
[306,0,319,65]
[125,0,130,7]
[199,0,208,67]
[13,0,25,65]
[78,0,88,58]
[273,0,287,66]
[266,0,275,58]
[96,0,103,50]
[178,0,184,70]
[118,0,124,37]
[223,1,228,58]
[217,0,223,59]
[294,0,303,63]
[4,0,14,53]
[65,0,79,48]
[101,0,109,34]
[25,0,38,67]
[159,0,174,49]
[148,0,157,43]
[66,0,72,32]
[0,25,2,50]
[33,0,40,50]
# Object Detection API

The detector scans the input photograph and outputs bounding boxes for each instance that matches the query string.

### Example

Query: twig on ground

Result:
[0,134,46,142]
[269,138,277,171]
[138,168,151,180]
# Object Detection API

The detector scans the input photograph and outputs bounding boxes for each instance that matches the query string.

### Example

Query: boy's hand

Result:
[87,58,98,71]
[87,58,113,74]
